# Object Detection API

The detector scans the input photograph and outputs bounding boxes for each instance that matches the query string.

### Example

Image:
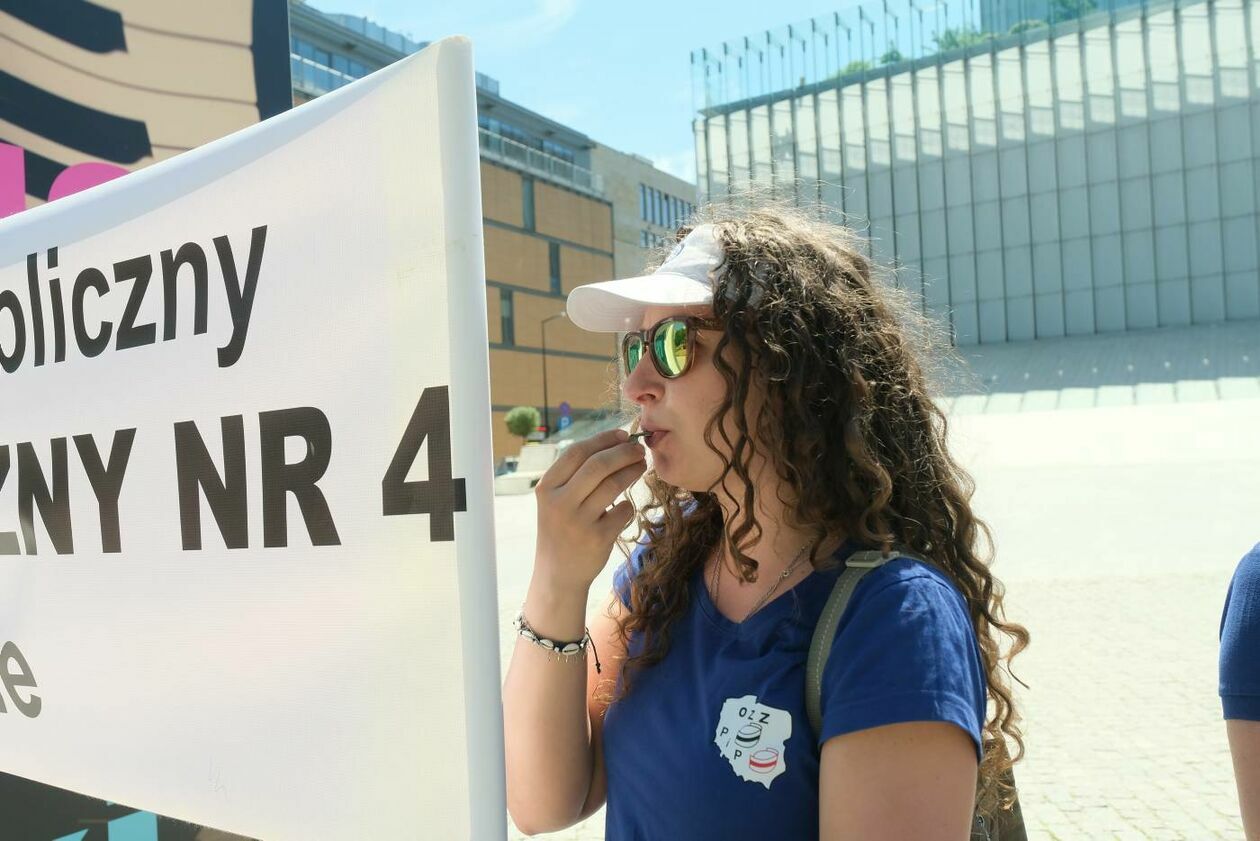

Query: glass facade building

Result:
[288,1,602,196]
[692,0,1260,344]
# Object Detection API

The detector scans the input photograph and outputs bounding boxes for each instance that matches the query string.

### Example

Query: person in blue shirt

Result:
[1222,543,1260,840]
[503,206,1029,839]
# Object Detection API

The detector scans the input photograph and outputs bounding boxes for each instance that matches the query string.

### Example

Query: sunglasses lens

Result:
[653,320,690,378]
[623,335,643,375]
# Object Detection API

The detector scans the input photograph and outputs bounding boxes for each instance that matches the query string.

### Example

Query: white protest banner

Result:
[0,37,505,840]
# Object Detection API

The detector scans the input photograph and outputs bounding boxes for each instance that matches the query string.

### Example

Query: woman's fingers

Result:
[535,429,627,491]
[531,429,645,592]
[562,441,646,504]
[579,458,647,519]
[598,499,636,537]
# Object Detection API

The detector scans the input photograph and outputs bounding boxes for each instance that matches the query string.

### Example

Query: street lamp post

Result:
[540,311,567,438]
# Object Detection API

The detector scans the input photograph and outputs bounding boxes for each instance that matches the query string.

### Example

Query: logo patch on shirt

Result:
[714,695,791,789]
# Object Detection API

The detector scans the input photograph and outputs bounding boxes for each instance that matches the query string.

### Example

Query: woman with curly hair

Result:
[503,204,1028,840]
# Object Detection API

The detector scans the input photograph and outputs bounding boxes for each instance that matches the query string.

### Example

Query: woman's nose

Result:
[622,351,663,405]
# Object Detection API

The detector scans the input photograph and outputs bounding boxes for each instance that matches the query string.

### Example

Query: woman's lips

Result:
[644,430,667,448]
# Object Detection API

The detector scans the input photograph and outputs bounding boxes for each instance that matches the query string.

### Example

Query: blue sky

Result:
[315,0,857,184]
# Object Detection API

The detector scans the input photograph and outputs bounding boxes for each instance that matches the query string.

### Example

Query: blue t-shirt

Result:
[1220,542,1260,720]
[602,539,987,841]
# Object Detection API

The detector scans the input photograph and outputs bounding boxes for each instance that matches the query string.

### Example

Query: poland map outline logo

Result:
[714,694,791,789]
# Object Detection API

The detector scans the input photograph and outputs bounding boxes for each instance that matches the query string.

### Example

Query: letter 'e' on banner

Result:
[0,38,505,840]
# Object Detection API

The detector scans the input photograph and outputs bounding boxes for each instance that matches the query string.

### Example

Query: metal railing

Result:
[322,13,425,54]
[289,55,600,196]
[290,54,357,97]
[477,127,604,195]
[691,0,1162,112]
[292,56,501,99]
[476,72,500,96]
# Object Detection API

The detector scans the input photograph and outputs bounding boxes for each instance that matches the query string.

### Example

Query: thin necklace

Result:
[712,541,811,623]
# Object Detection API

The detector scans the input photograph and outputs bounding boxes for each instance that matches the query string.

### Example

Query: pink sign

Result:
[0,143,129,220]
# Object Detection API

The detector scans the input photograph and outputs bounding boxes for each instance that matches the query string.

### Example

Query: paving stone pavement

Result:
[1004,573,1242,841]
[495,391,1259,840]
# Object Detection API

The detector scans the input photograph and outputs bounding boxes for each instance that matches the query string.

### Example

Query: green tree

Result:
[933,26,992,52]
[1008,19,1047,34]
[505,406,541,441]
[835,59,873,78]
[879,44,904,65]
[1051,0,1096,19]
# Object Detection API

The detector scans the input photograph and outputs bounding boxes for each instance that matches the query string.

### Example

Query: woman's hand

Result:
[533,429,647,594]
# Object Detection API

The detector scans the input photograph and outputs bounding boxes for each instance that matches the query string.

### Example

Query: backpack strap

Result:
[805,548,1027,841]
[805,548,930,743]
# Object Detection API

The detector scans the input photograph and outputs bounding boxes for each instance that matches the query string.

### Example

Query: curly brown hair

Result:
[608,201,1028,817]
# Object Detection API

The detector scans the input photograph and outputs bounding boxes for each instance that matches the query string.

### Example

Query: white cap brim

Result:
[565,224,722,332]
[566,272,712,332]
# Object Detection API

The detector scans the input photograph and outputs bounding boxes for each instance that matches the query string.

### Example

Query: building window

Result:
[639,187,698,229]
[549,242,561,294]
[522,177,535,231]
[542,139,576,163]
[500,288,514,345]
[479,115,576,162]
[643,229,670,248]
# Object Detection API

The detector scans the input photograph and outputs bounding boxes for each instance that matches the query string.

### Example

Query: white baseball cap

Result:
[565,224,724,332]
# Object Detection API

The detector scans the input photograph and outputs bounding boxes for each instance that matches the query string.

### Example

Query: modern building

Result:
[589,144,699,278]
[289,0,697,461]
[977,0,1147,37]
[691,0,1260,346]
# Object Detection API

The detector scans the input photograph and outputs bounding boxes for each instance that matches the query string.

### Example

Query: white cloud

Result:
[529,0,580,36]
[478,0,580,54]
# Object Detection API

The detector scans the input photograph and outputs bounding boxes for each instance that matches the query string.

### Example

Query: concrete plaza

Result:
[496,320,1260,840]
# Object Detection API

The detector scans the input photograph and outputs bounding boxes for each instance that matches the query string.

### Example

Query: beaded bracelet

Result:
[515,612,602,674]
